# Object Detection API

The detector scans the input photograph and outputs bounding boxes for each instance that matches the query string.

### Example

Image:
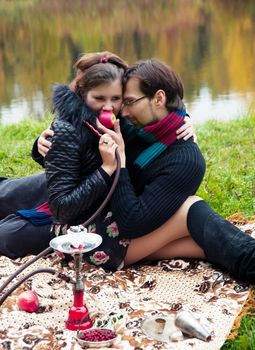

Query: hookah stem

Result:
[83,121,121,227]
[74,254,82,280]
[73,253,84,307]
[0,268,55,307]
[0,246,53,294]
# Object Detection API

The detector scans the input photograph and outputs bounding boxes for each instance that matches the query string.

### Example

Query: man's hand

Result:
[176,117,197,143]
[38,128,54,157]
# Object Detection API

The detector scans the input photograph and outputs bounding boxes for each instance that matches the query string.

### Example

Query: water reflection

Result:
[0,0,254,125]
[0,92,47,125]
[187,89,255,123]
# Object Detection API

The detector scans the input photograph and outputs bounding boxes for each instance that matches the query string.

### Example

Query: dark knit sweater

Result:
[111,138,206,239]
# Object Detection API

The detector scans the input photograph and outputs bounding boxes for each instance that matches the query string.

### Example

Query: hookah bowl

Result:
[50,225,102,331]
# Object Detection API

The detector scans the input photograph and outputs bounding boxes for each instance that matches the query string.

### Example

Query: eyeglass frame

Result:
[122,95,148,107]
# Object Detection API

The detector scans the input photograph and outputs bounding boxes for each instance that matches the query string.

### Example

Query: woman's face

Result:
[85,79,123,115]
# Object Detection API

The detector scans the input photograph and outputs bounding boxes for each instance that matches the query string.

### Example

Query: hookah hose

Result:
[0,247,52,295]
[82,121,121,227]
[0,268,55,306]
[0,267,75,306]
[0,121,121,305]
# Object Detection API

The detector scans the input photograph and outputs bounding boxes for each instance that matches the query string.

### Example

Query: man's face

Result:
[121,78,158,128]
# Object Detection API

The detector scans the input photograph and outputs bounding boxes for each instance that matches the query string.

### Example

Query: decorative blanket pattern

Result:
[0,222,254,350]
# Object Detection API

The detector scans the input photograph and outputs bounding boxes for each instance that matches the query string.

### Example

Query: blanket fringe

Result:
[227,289,255,340]
[227,211,255,225]
[226,212,255,341]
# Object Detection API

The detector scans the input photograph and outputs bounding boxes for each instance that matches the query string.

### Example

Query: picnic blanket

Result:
[0,221,254,350]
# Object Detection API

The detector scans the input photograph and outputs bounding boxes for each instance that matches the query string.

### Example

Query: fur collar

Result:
[52,84,98,125]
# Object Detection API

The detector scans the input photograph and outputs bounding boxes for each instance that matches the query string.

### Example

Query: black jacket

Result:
[43,84,111,225]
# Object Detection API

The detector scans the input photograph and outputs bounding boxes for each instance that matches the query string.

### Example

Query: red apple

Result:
[98,110,116,128]
[18,290,39,313]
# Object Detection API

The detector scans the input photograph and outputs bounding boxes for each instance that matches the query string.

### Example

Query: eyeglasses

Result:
[122,95,147,107]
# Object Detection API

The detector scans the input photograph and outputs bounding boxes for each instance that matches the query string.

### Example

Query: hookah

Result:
[50,225,103,330]
[0,118,121,332]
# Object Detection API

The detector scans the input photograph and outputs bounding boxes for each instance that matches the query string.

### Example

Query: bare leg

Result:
[124,195,203,265]
[146,236,205,260]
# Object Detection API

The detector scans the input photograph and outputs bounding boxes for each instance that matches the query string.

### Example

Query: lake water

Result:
[0,0,255,125]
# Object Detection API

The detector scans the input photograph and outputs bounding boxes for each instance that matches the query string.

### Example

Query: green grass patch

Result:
[0,113,52,177]
[222,312,255,349]
[196,113,255,219]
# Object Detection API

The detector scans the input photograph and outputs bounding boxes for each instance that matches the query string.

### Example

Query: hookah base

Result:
[66,306,93,331]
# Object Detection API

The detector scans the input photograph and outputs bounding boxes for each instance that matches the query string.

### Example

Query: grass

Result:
[222,313,255,350]
[0,113,52,177]
[0,111,254,348]
[195,113,255,220]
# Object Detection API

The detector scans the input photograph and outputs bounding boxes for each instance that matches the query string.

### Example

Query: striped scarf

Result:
[124,108,186,169]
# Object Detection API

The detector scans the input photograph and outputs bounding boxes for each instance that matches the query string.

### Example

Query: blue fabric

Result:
[17,209,52,226]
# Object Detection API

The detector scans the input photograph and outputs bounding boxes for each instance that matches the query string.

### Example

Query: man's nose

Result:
[121,105,130,117]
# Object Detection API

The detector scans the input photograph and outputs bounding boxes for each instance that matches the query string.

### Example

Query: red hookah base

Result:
[66,305,93,331]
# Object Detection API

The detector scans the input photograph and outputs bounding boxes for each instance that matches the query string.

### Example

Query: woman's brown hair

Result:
[70,51,128,100]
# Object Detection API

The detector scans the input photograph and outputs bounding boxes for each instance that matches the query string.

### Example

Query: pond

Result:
[0,0,255,125]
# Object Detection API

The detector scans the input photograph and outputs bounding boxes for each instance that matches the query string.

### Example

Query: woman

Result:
[0,52,195,260]
[43,54,206,271]
[0,52,125,258]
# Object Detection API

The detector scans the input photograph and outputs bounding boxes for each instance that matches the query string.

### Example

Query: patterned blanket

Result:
[0,222,254,350]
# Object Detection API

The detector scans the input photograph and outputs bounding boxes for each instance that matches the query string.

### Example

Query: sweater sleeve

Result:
[44,120,110,225]
[111,144,205,238]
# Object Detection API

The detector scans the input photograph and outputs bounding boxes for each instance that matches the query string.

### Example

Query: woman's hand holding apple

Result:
[97,119,126,168]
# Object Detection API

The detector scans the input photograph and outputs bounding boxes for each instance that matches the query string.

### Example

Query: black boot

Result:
[187,200,255,283]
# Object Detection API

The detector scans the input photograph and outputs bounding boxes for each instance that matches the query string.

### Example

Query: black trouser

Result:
[0,173,47,219]
[187,200,255,283]
[0,172,52,258]
[0,214,53,259]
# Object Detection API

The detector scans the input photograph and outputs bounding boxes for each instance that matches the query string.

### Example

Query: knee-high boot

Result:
[187,200,255,283]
